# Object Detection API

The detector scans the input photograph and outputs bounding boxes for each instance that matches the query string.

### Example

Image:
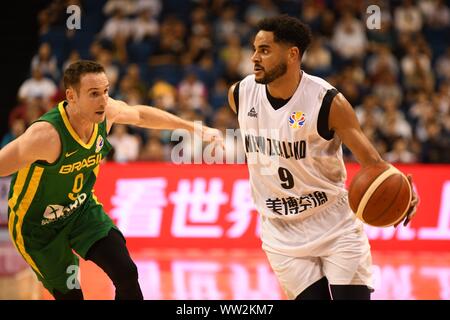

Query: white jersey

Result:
[237,71,348,221]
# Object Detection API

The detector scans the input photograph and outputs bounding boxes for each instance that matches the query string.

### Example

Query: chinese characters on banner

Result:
[109,176,260,241]
[89,163,450,251]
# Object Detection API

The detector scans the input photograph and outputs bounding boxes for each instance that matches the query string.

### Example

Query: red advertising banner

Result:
[94,163,450,251]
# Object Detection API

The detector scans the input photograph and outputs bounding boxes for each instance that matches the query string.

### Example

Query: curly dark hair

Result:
[63,60,105,92]
[256,15,312,57]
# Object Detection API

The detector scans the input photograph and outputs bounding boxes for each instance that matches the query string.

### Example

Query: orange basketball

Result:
[348,163,412,227]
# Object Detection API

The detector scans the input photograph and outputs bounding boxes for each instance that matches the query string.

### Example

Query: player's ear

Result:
[288,46,300,63]
[66,87,76,103]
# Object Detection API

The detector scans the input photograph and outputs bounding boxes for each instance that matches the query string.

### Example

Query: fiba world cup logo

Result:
[288,112,306,129]
[96,135,104,153]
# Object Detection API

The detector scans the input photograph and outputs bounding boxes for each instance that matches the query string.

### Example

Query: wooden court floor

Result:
[2,244,448,300]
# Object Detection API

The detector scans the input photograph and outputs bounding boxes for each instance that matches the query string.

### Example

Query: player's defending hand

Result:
[395,175,419,227]
[202,126,225,156]
[201,126,225,149]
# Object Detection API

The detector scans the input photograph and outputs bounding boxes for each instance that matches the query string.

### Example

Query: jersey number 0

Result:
[68,173,83,200]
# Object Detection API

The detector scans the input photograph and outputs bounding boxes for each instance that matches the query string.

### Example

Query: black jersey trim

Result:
[265,85,292,110]
[233,81,240,114]
[317,88,338,141]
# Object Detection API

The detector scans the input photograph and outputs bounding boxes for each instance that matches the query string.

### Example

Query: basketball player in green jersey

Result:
[0,60,222,300]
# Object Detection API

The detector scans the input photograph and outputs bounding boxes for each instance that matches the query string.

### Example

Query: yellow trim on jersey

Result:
[8,166,31,212]
[8,166,31,240]
[58,101,98,149]
[13,166,45,277]
[93,165,100,177]
[92,193,101,206]
[8,212,16,239]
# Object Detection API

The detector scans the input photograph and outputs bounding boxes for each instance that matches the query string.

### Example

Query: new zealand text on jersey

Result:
[244,134,306,160]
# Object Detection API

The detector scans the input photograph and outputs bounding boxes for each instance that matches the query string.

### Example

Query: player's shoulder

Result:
[238,74,257,90]
[25,121,60,145]
[301,71,335,92]
[27,121,58,135]
[106,97,127,119]
[107,97,127,109]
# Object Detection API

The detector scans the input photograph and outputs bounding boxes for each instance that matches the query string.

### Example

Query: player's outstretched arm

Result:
[0,122,60,177]
[329,93,418,226]
[105,97,222,142]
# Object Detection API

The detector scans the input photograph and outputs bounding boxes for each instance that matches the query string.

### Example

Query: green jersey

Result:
[8,101,112,231]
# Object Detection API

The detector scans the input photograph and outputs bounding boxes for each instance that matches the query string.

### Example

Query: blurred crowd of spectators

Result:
[2,0,449,163]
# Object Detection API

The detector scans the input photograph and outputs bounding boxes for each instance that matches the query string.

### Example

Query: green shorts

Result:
[10,196,120,295]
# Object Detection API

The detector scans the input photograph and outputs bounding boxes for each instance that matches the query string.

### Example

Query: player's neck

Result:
[266,68,302,100]
[65,103,95,142]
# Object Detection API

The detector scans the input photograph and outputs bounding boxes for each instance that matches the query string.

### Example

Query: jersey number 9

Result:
[278,167,294,189]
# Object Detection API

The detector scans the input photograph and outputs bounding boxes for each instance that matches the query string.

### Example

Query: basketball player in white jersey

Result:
[228,15,419,300]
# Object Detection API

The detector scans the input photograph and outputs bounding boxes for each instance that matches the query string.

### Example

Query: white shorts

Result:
[261,196,373,299]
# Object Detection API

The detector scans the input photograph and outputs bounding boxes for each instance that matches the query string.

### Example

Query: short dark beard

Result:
[255,61,288,84]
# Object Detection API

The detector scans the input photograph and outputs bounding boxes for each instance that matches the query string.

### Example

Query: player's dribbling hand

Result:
[394,174,419,227]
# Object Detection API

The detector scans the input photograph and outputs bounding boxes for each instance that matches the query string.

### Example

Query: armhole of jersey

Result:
[233,81,240,115]
[34,119,64,167]
[317,88,338,141]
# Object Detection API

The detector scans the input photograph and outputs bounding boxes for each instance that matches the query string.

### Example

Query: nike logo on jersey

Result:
[65,150,79,158]
[247,107,258,118]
